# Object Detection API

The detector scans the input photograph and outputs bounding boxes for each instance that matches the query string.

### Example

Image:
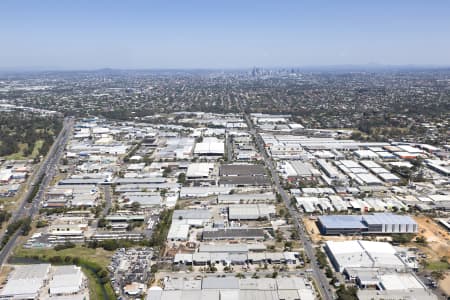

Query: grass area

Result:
[50,173,66,186]
[14,245,113,268]
[425,260,450,271]
[30,139,44,158]
[4,139,44,160]
[5,143,28,160]
[13,245,116,299]
[82,264,116,300]
[0,266,12,284]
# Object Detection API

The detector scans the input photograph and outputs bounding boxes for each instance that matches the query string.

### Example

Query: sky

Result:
[1,0,450,70]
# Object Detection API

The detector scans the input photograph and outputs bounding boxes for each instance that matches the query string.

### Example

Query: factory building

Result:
[202,228,265,241]
[324,240,408,273]
[194,137,225,157]
[228,204,276,220]
[317,213,418,235]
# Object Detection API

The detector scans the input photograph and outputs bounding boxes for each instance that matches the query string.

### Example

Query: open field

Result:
[13,245,113,268]
[4,139,44,160]
[439,273,450,297]
[425,260,450,271]
[413,216,450,262]
[0,265,12,285]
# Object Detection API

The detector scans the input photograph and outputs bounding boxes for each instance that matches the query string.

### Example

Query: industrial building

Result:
[228,204,276,220]
[49,265,85,297]
[278,161,321,181]
[194,137,225,157]
[147,276,315,300]
[324,240,408,273]
[317,213,418,235]
[357,273,437,300]
[172,209,212,226]
[0,264,86,300]
[218,175,270,187]
[202,228,265,241]
[217,192,276,204]
[186,163,215,180]
[0,264,51,300]
[218,163,270,187]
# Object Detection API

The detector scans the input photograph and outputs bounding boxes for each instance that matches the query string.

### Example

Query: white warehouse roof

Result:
[49,265,84,296]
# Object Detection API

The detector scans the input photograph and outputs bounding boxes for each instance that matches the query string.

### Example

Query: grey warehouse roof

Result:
[173,209,212,220]
[318,215,367,229]
[362,213,417,225]
[219,164,266,176]
[202,228,265,240]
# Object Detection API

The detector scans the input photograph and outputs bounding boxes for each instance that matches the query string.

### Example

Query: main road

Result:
[0,117,74,265]
[102,185,112,217]
[242,112,334,300]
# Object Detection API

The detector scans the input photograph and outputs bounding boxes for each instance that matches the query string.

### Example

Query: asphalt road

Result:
[243,113,335,300]
[0,117,74,266]
[225,131,233,162]
[102,185,112,217]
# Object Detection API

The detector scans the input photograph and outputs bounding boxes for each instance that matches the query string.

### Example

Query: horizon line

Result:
[2,64,450,73]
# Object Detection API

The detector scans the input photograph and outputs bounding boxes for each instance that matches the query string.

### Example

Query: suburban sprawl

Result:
[0,69,448,300]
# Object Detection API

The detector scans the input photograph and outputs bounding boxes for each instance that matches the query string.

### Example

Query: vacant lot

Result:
[14,245,113,268]
[414,216,450,262]
[439,273,450,297]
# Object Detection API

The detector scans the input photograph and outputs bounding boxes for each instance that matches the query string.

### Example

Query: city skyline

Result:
[1,0,450,70]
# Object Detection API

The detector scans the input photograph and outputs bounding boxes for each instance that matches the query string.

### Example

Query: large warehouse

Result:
[0,264,51,299]
[228,204,276,220]
[324,240,407,273]
[194,137,225,157]
[317,213,418,235]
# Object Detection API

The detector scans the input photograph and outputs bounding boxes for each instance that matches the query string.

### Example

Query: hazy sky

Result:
[1,0,450,69]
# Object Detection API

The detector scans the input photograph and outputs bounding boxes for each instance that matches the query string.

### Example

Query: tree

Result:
[150,264,158,274]
[21,217,32,236]
[54,242,76,251]
[97,218,107,228]
[162,167,172,177]
[36,220,48,228]
[177,172,186,184]
[415,236,427,244]
[391,233,415,244]
[336,285,358,300]
[276,193,282,203]
[131,201,141,212]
